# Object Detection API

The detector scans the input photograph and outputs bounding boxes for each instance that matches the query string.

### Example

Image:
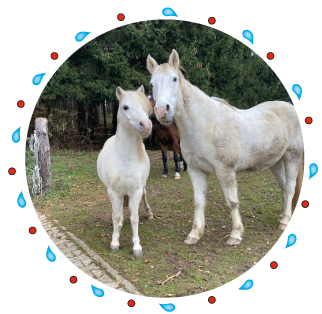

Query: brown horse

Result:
[147,90,187,179]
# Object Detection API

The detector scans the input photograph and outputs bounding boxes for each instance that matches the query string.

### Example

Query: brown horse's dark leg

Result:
[179,147,188,171]
[158,142,168,177]
[173,141,181,179]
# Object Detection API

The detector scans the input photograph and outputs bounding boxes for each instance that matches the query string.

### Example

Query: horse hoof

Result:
[174,176,181,180]
[226,237,242,246]
[133,250,143,258]
[110,246,119,253]
[278,222,287,230]
[161,174,168,178]
[146,214,154,220]
[184,236,199,245]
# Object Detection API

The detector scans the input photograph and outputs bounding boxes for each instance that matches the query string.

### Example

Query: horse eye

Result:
[149,83,153,87]
[123,105,129,110]
[173,77,177,82]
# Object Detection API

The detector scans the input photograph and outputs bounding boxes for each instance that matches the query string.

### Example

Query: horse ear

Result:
[169,49,180,69]
[137,85,145,94]
[116,86,125,101]
[147,55,158,74]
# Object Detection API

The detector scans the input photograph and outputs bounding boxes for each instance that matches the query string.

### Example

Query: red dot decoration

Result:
[208,17,216,25]
[70,276,77,284]
[8,167,16,175]
[267,52,274,60]
[17,100,25,108]
[208,296,216,304]
[270,261,278,269]
[305,117,313,124]
[51,52,58,60]
[301,200,309,208]
[117,13,125,21]
[29,227,37,234]
[127,299,135,307]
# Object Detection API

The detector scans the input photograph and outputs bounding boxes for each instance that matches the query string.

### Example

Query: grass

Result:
[28,149,284,297]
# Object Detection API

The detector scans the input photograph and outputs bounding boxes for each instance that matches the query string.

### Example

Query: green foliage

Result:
[40,21,290,109]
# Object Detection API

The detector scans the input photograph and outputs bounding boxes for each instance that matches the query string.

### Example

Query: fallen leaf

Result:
[131,279,138,283]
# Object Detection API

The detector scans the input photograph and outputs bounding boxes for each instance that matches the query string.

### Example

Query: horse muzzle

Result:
[154,104,173,125]
[139,119,152,137]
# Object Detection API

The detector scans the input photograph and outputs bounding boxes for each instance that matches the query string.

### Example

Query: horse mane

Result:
[211,96,231,106]
[126,91,153,116]
[175,66,237,111]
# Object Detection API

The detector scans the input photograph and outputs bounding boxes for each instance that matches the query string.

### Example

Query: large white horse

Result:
[97,86,153,257]
[147,50,303,246]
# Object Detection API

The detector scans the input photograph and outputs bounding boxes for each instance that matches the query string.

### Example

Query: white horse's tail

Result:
[292,155,303,211]
[124,195,129,208]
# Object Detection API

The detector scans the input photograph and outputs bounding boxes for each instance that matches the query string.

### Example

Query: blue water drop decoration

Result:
[17,191,26,208]
[160,303,175,312]
[12,127,21,143]
[309,163,318,179]
[32,73,46,86]
[242,30,254,44]
[285,234,297,248]
[292,84,302,100]
[239,279,253,290]
[46,246,56,262]
[75,32,91,42]
[91,284,104,297]
[162,7,178,17]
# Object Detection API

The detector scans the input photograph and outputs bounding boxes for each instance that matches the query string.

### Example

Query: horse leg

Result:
[173,140,181,179]
[183,158,187,171]
[179,148,187,171]
[129,190,144,257]
[179,157,184,170]
[108,189,123,252]
[159,142,168,178]
[184,167,209,245]
[215,166,244,246]
[143,187,153,220]
[270,159,286,223]
[278,151,301,230]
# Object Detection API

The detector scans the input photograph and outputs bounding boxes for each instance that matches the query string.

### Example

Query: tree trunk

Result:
[94,104,100,127]
[88,106,95,140]
[112,102,119,135]
[102,101,107,136]
[77,102,86,135]
[35,118,52,192]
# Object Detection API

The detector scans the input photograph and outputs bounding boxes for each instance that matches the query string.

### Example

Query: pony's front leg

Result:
[143,187,153,220]
[129,190,144,257]
[184,167,208,245]
[215,167,244,246]
[108,189,124,252]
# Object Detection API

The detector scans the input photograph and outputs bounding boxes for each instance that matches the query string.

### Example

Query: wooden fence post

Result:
[35,118,52,192]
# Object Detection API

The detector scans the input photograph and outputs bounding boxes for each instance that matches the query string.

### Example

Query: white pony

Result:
[147,50,303,246]
[97,86,153,257]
